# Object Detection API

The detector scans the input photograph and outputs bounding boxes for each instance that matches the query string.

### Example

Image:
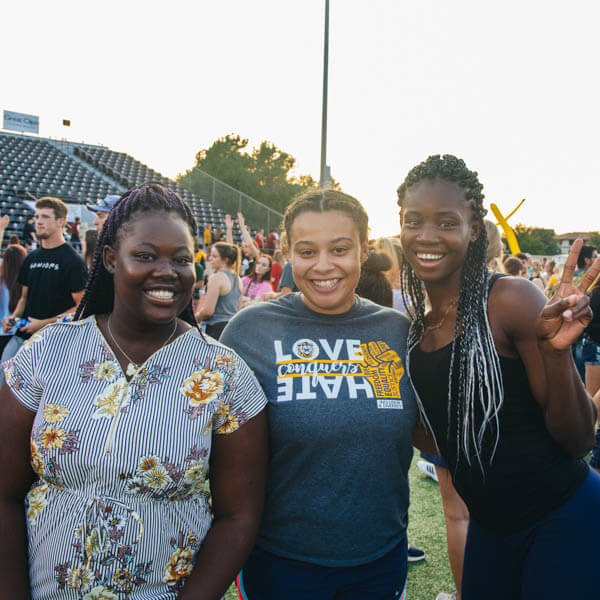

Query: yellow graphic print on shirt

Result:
[274,338,405,402]
[360,341,405,398]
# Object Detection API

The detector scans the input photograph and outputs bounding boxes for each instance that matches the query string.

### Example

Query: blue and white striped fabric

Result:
[4,316,267,599]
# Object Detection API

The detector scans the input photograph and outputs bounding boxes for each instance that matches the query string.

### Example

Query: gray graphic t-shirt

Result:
[221,293,416,566]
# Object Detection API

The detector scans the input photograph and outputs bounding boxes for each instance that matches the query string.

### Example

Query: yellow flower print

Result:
[85,529,101,557]
[163,547,193,584]
[180,369,223,407]
[30,439,45,476]
[142,465,172,490]
[216,412,239,434]
[26,483,49,524]
[67,566,95,590]
[82,586,118,600]
[187,531,199,546]
[44,403,69,423]
[92,378,130,420]
[214,403,239,434]
[22,331,43,350]
[216,354,236,370]
[138,455,160,473]
[112,568,134,593]
[183,460,205,484]
[40,426,67,449]
[94,361,118,382]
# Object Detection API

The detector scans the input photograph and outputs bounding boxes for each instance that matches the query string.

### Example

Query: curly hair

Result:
[398,154,503,472]
[75,183,199,328]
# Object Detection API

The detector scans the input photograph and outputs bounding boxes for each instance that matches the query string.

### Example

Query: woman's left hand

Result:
[536,238,600,351]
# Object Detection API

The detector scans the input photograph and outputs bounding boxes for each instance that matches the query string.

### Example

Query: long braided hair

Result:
[75,183,199,328]
[397,154,504,471]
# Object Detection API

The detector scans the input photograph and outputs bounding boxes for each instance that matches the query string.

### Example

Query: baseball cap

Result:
[86,194,121,214]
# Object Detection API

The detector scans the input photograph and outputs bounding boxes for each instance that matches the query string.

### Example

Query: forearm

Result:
[541,347,597,457]
[10,297,26,320]
[178,515,259,600]
[0,500,31,599]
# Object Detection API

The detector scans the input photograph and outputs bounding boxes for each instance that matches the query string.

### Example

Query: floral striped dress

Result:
[3,316,267,599]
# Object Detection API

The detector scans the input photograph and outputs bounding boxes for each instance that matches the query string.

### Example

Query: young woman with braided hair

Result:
[398,155,600,599]
[0,183,268,599]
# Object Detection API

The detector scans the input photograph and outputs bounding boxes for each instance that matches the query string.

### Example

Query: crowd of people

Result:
[0,155,598,600]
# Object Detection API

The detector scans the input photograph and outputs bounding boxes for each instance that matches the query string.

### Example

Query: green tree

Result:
[177,134,341,216]
[513,225,560,255]
[589,231,600,250]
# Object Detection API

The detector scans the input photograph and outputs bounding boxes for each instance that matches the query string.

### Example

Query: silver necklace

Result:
[107,316,178,377]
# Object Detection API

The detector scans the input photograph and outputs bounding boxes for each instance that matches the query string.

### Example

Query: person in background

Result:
[503,256,525,277]
[236,213,261,276]
[373,236,408,313]
[69,216,81,252]
[355,250,393,308]
[222,189,419,600]
[0,244,26,356]
[82,229,98,271]
[529,261,545,291]
[203,223,213,248]
[584,275,600,475]
[21,216,36,249]
[0,183,268,599]
[7,235,20,247]
[1,197,88,367]
[516,251,530,276]
[270,249,283,292]
[195,242,242,340]
[240,254,272,308]
[255,229,264,249]
[484,220,503,272]
[86,194,120,232]
[195,242,207,268]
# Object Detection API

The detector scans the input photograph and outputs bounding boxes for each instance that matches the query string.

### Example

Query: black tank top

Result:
[410,275,589,534]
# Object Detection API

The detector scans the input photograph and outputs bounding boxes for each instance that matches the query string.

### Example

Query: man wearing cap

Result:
[86,194,120,231]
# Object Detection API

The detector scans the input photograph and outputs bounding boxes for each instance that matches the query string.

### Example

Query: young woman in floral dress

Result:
[0,184,268,599]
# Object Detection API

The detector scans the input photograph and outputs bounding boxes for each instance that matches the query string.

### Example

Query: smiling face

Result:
[104,211,195,326]
[400,179,481,288]
[289,210,368,315]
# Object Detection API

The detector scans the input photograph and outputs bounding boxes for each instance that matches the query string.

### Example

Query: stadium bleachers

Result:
[0,131,241,248]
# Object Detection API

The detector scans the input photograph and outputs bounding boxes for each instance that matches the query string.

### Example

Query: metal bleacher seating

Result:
[0,131,243,249]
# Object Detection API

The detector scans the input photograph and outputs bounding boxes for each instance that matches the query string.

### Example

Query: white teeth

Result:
[313,279,339,288]
[147,289,174,299]
[417,253,443,260]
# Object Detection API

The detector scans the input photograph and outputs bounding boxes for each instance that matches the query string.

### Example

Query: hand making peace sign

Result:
[536,238,600,351]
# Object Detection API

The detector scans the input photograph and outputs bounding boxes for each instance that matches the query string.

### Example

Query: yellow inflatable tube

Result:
[490,202,521,255]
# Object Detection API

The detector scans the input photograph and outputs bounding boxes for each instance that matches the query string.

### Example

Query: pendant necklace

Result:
[107,316,178,377]
[424,297,459,333]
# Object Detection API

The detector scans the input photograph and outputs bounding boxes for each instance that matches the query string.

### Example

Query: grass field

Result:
[225,455,455,599]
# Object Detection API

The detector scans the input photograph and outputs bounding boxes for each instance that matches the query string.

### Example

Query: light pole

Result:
[319,0,330,188]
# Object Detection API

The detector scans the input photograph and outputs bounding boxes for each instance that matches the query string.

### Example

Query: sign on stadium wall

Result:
[3,110,39,134]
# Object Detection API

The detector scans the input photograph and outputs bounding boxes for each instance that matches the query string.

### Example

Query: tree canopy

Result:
[513,224,560,255]
[177,134,339,215]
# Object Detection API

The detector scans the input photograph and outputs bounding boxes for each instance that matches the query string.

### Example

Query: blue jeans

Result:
[237,538,408,600]
[0,335,24,386]
[462,469,600,599]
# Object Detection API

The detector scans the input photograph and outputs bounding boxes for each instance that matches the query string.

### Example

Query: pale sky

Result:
[2,1,599,237]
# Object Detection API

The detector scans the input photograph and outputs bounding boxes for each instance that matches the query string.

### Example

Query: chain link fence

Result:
[185,169,283,234]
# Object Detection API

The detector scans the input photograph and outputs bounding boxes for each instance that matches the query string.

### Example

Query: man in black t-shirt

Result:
[1,197,87,365]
